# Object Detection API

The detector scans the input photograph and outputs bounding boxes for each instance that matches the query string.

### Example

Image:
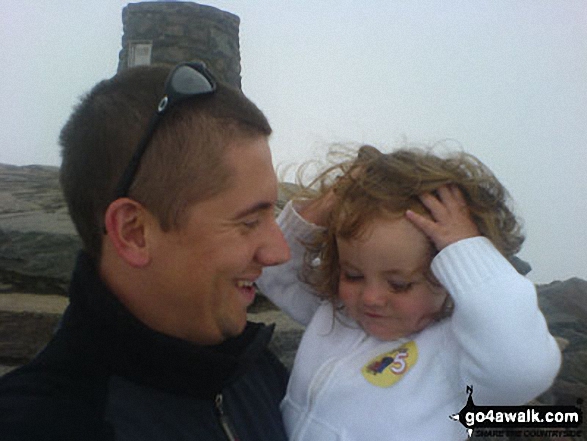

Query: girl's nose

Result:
[361,284,387,308]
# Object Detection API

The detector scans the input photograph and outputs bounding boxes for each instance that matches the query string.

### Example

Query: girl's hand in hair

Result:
[298,162,363,227]
[298,187,337,227]
[405,185,480,251]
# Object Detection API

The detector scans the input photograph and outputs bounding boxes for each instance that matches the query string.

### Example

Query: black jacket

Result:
[0,252,289,440]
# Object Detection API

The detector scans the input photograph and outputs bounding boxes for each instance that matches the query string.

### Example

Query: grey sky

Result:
[1,0,585,284]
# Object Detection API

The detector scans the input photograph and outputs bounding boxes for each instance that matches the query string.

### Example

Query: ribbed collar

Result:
[60,251,273,399]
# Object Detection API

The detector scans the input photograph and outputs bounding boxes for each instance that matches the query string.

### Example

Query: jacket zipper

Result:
[215,393,241,441]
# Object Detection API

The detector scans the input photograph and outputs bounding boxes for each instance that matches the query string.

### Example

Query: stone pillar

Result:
[117,1,241,89]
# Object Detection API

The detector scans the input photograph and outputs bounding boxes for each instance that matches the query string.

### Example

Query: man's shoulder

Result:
[0,342,112,440]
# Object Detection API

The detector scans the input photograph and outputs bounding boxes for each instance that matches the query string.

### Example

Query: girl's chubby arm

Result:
[256,193,334,326]
[406,186,561,404]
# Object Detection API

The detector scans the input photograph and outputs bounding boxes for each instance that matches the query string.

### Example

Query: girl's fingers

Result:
[450,184,466,202]
[420,185,468,221]
[299,188,337,226]
[405,209,438,238]
[418,192,446,219]
[409,185,480,250]
[437,185,465,211]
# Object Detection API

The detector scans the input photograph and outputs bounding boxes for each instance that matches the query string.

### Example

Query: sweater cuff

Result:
[431,236,521,294]
[278,200,326,245]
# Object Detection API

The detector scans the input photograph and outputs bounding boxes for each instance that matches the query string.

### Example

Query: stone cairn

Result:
[117,1,242,88]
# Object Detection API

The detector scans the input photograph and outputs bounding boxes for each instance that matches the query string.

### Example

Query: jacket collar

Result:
[61,251,273,399]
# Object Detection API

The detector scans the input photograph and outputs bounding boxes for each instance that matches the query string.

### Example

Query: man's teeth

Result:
[237,280,254,288]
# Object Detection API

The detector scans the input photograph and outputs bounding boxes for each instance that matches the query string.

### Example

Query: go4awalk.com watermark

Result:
[450,386,583,438]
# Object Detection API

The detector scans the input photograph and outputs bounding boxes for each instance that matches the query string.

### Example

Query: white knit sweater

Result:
[257,201,561,441]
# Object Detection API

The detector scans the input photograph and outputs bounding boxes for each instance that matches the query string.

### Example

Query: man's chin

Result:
[221,313,249,340]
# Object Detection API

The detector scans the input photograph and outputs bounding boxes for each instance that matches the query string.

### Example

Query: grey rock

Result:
[534,278,587,422]
[0,164,299,294]
[538,278,587,326]
[0,164,80,294]
[248,309,304,371]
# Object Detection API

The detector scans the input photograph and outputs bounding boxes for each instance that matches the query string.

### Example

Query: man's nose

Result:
[256,219,290,266]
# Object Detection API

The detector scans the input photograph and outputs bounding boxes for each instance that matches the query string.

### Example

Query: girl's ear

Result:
[103,198,151,268]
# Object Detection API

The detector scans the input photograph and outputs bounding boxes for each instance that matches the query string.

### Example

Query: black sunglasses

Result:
[113,61,217,200]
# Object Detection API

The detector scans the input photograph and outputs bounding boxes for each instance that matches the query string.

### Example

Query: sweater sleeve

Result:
[431,236,561,405]
[256,201,322,326]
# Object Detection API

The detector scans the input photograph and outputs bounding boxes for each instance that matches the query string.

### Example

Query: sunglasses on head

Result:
[113,61,217,200]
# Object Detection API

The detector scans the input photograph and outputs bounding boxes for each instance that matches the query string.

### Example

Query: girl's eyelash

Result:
[342,271,363,281]
[340,268,413,292]
[388,281,413,293]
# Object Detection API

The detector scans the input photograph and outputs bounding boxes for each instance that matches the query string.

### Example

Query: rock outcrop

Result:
[0,164,79,294]
[536,278,587,405]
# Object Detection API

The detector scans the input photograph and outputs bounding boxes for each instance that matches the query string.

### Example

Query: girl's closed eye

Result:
[387,280,413,293]
[341,270,363,282]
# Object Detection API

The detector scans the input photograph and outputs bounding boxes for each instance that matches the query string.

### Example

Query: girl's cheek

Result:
[338,283,356,308]
[338,284,349,303]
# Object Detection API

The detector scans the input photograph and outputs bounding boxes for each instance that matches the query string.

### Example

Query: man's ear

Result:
[104,198,152,268]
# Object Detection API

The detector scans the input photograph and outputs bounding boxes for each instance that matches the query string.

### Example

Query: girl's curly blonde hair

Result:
[296,144,525,303]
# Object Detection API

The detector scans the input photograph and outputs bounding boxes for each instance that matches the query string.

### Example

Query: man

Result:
[0,62,291,440]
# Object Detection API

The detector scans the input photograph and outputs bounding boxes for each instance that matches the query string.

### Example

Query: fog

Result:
[1,0,585,284]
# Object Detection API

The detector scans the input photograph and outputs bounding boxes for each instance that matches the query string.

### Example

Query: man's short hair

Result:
[59,65,271,259]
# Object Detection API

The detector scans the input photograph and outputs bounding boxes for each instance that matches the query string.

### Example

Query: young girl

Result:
[256,145,561,441]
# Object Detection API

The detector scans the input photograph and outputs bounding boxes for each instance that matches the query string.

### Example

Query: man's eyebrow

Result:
[233,201,275,219]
